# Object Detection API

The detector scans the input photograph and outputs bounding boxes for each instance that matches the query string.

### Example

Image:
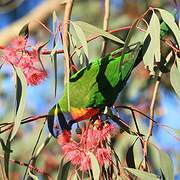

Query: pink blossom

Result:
[24,67,48,85]
[95,148,112,166]
[61,122,116,171]
[2,48,20,66]
[11,36,26,48]
[80,154,91,171]
[58,130,71,145]
[1,36,48,86]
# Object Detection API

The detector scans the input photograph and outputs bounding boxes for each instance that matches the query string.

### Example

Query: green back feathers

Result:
[59,44,141,111]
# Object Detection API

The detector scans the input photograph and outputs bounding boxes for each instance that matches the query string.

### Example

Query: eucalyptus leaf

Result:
[4,134,11,178]
[51,39,58,97]
[126,140,136,168]
[28,169,39,180]
[57,157,71,180]
[19,24,29,38]
[170,63,180,98]
[37,41,49,72]
[143,12,161,73]
[150,12,161,62]
[158,8,180,48]
[159,150,174,180]
[125,168,160,180]
[89,152,100,180]
[72,22,89,59]
[72,21,124,44]
[11,67,27,140]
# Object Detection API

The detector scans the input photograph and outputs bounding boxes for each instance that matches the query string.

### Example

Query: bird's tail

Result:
[47,104,74,138]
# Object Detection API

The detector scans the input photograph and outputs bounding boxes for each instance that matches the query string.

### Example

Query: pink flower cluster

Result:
[1,36,47,85]
[58,122,116,171]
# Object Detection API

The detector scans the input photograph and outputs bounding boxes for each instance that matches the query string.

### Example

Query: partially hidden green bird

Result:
[47,14,174,138]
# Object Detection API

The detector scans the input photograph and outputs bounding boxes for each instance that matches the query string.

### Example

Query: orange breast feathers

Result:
[70,107,100,122]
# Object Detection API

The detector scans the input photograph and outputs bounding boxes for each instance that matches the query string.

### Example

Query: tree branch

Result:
[62,0,74,84]
[101,0,110,56]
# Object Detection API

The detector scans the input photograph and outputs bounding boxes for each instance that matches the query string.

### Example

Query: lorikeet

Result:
[47,16,174,138]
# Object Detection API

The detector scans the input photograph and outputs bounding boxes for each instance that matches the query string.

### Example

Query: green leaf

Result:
[4,135,11,179]
[158,9,177,38]
[126,140,136,168]
[158,8,180,48]
[159,150,174,180]
[72,21,124,44]
[110,114,140,136]
[176,54,180,72]
[119,19,139,73]
[37,41,49,72]
[72,22,89,59]
[89,153,100,180]
[57,157,71,180]
[28,169,39,180]
[19,24,29,38]
[143,12,161,73]
[170,62,180,98]
[151,12,161,62]
[0,137,6,150]
[125,168,160,180]
[51,40,58,97]
[11,67,27,140]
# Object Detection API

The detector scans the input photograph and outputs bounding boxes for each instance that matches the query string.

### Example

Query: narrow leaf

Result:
[28,169,39,180]
[159,9,177,38]
[4,135,11,178]
[143,12,161,73]
[125,168,160,180]
[37,41,49,72]
[72,22,89,59]
[110,114,141,136]
[151,12,161,62]
[73,21,124,44]
[119,19,139,73]
[170,63,180,98]
[0,138,6,150]
[89,153,100,180]
[158,8,180,48]
[57,157,71,180]
[11,67,27,140]
[51,39,58,97]
[19,24,29,38]
[126,140,137,168]
[159,150,174,180]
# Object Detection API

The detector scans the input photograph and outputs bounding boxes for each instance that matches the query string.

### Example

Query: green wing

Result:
[59,44,141,111]
[47,10,176,137]
[47,45,141,137]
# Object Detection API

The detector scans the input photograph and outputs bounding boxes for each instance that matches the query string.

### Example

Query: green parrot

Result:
[47,14,174,138]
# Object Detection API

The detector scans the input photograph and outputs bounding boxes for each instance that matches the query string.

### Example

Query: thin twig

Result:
[31,133,52,162]
[143,71,162,170]
[0,154,52,179]
[23,119,47,179]
[63,0,74,84]
[101,0,110,56]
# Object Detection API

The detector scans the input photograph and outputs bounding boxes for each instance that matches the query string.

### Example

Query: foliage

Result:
[0,0,179,180]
